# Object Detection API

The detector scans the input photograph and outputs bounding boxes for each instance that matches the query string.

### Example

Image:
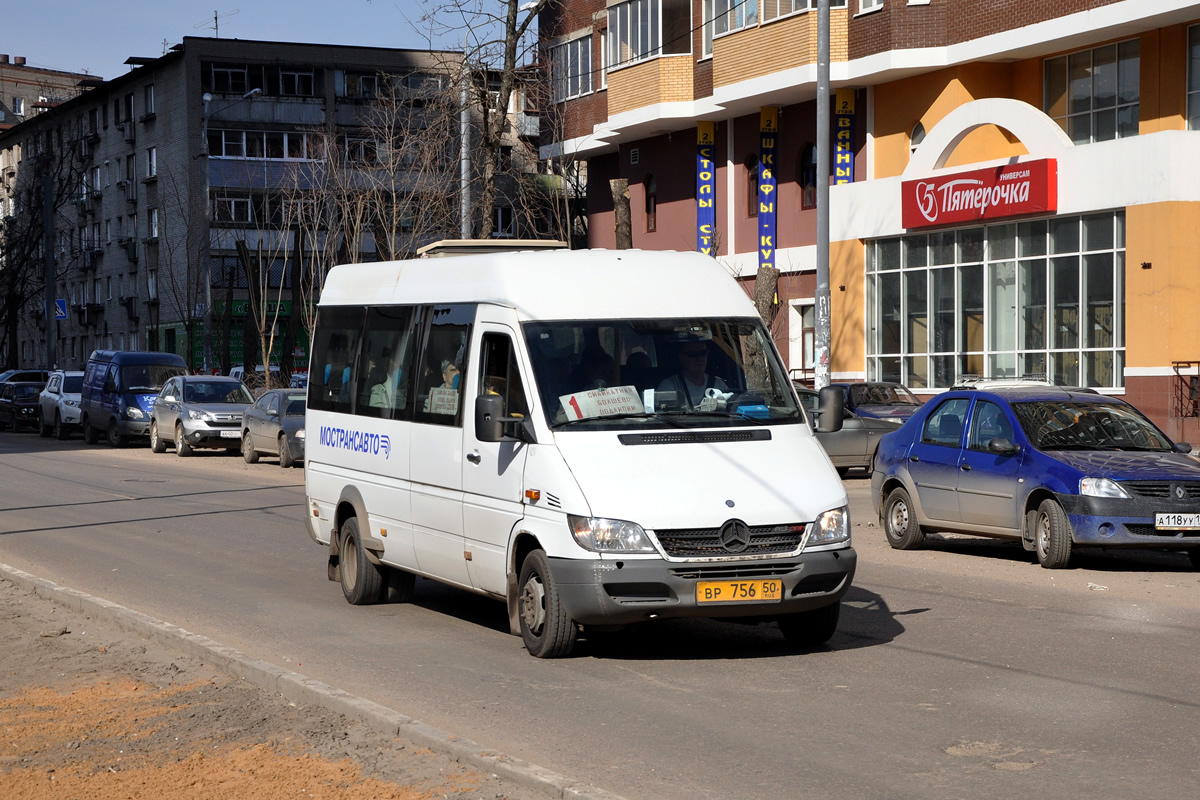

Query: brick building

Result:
[0,53,93,131]
[541,0,1200,439]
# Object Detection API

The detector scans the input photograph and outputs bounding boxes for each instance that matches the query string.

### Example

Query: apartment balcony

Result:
[606,55,694,117]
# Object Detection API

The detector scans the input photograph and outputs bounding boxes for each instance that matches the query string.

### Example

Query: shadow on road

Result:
[917,532,1197,573]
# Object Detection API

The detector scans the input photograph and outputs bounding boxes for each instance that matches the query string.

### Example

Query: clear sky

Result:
[3,0,444,81]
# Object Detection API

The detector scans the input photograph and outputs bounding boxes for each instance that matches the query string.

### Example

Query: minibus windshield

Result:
[523,318,803,429]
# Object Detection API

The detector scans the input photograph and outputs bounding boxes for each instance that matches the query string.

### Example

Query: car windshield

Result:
[1011,400,1175,452]
[285,397,306,415]
[15,385,40,400]
[63,375,84,393]
[851,384,920,406]
[523,317,802,429]
[183,381,254,404]
[122,365,186,392]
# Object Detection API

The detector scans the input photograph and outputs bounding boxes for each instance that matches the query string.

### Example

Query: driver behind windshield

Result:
[656,340,730,409]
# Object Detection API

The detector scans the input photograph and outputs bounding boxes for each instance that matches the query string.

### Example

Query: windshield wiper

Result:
[554,412,651,428]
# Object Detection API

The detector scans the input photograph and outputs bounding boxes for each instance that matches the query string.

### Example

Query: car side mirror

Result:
[162,394,176,403]
[267,408,278,417]
[1174,441,1192,454]
[987,437,1020,456]
[475,394,534,444]
[816,386,844,434]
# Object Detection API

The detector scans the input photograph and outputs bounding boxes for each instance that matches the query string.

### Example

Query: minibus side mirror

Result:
[475,394,533,444]
[816,386,844,434]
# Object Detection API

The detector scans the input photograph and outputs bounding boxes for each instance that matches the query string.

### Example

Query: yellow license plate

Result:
[696,579,783,604]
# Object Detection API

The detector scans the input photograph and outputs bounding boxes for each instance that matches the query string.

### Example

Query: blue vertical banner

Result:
[758,107,778,272]
[696,121,716,254]
[834,88,855,185]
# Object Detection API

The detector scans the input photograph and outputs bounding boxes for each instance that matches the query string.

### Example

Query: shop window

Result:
[1044,39,1140,144]
[644,174,657,232]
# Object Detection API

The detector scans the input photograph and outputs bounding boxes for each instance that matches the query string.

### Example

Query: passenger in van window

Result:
[576,347,616,391]
[368,366,393,408]
[423,360,461,414]
[657,341,729,409]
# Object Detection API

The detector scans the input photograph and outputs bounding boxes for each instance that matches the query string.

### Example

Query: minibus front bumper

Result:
[548,548,856,626]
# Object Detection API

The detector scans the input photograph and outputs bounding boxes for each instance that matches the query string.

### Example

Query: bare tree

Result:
[156,164,207,368]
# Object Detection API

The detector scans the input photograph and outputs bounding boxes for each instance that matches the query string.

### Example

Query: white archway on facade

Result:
[903,98,1074,177]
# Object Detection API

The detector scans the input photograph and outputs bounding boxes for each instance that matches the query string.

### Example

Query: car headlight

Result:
[65,399,79,408]
[1080,477,1130,499]
[187,409,213,422]
[807,506,851,546]
[126,406,145,420]
[295,428,305,439]
[568,515,657,553]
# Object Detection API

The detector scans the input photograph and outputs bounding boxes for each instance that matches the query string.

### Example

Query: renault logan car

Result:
[871,385,1200,569]
[149,375,254,456]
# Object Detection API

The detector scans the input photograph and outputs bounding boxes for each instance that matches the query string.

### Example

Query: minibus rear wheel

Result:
[517,550,576,658]
[338,517,386,605]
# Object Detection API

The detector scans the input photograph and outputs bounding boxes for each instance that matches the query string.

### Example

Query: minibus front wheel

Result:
[338,517,387,605]
[517,550,576,658]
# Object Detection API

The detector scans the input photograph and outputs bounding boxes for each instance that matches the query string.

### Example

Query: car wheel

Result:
[107,421,126,448]
[54,413,69,441]
[882,486,925,550]
[836,467,850,479]
[1034,498,1072,569]
[1189,548,1200,570]
[777,603,840,648]
[174,424,193,457]
[149,420,168,453]
[338,517,386,605]
[82,417,98,444]
[242,431,259,464]
[38,410,51,437]
[518,549,576,658]
[278,435,294,468]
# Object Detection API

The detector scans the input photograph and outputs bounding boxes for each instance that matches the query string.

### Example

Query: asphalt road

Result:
[2,432,1198,800]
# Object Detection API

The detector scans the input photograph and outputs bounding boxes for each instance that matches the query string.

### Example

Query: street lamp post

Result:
[814,0,832,391]
[199,87,260,374]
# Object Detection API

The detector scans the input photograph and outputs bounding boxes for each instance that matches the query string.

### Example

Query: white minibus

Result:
[304,249,855,658]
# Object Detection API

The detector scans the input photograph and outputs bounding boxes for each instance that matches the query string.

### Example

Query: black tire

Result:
[242,431,259,463]
[386,567,416,602]
[1189,548,1200,570]
[1034,498,1072,569]
[836,467,850,479]
[174,424,193,457]
[82,417,98,444]
[38,410,51,437]
[338,517,386,605]
[778,603,841,648]
[279,435,294,468]
[0,416,8,431]
[54,413,69,441]
[882,486,925,550]
[517,549,576,658]
[107,421,126,448]
[149,420,168,453]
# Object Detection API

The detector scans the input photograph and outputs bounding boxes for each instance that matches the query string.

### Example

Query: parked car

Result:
[149,375,255,456]
[38,370,85,439]
[241,389,306,468]
[81,350,189,447]
[0,368,49,385]
[871,385,1200,569]
[796,385,896,477]
[831,381,923,424]
[0,381,48,432]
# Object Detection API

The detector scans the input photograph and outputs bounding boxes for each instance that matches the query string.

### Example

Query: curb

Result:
[1,562,627,800]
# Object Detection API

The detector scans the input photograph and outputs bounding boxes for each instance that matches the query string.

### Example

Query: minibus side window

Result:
[414,304,474,427]
[356,305,418,420]
[308,306,365,414]
[479,334,530,419]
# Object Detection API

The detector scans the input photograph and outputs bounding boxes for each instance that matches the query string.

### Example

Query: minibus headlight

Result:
[125,406,145,420]
[808,506,851,546]
[568,515,657,553]
[1080,477,1130,499]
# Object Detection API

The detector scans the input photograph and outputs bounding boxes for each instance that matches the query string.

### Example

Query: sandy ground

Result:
[0,578,537,800]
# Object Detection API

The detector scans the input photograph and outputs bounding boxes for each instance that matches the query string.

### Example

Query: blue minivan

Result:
[80,350,188,447]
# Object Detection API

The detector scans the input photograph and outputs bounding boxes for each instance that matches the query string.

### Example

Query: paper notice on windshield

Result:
[559,385,643,421]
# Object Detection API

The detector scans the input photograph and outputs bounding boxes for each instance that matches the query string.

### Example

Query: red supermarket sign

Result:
[901,158,1057,229]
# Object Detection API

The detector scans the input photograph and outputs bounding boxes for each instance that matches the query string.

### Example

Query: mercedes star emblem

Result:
[717,519,751,553]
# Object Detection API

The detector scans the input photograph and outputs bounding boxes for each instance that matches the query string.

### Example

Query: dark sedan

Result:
[241,389,306,468]
[0,381,48,432]
[796,385,895,476]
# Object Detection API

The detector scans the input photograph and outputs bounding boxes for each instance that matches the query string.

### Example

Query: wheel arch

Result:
[1022,487,1061,543]
[328,486,384,574]
[505,530,545,636]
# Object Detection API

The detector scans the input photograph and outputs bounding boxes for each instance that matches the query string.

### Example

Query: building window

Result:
[866,213,1126,390]
[1044,39,1139,144]
[1188,25,1200,129]
[910,121,925,155]
[644,174,657,232]
[212,66,248,94]
[745,154,759,217]
[764,1,844,24]
[144,84,155,114]
[214,195,252,223]
[799,143,817,210]
[146,147,156,177]
[149,208,159,239]
[280,70,315,96]
[494,206,515,238]
[860,0,883,12]
[499,146,513,172]
[600,30,608,89]
[608,0,689,70]
[11,97,24,116]
[709,0,759,41]
[551,35,593,102]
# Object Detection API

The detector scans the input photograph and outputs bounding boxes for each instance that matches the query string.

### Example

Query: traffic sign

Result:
[54,299,68,320]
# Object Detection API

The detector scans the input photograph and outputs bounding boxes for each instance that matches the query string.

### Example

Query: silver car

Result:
[241,389,306,468]
[38,370,85,439]
[149,375,254,456]
[796,384,897,477]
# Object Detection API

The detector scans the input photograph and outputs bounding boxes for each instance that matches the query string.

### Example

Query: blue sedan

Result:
[870,385,1200,569]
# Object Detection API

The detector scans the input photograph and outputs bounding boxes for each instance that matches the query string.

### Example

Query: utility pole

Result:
[814,0,832,391]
